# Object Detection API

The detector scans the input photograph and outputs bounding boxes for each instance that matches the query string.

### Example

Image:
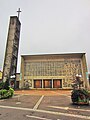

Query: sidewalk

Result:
[14,89,72,96]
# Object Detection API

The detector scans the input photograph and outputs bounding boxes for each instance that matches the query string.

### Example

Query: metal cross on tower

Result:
[17,8,21,19]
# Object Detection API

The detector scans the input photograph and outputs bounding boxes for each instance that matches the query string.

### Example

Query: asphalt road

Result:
[0,93,90,120]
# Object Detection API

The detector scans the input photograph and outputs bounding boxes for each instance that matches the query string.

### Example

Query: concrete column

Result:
[32,79,34,88]
[52,79,53,88]
[42,79,43,88]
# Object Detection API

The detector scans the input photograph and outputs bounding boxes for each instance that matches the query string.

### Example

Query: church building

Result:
[20,53,89,89]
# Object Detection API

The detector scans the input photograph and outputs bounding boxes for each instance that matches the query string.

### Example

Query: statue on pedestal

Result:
[71,74,89,105]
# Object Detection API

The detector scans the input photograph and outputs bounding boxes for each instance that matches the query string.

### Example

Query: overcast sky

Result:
[0,0,90,72]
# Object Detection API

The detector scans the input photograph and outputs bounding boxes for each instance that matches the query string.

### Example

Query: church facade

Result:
[20,53,89,89]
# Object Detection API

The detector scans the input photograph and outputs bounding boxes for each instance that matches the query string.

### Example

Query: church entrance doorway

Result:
[53,79,62,88]
[34,80,42,88]
[43,79,52,88]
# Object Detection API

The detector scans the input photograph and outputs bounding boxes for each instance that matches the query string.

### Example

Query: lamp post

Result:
[10,75,16,89]
[76,74,82,88]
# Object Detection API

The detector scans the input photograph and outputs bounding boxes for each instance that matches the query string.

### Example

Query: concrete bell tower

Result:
[2,8,21,88]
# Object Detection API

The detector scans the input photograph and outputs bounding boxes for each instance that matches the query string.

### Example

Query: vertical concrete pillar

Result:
[3,16,21,87]
[32,79,34,88]
[42,79,43,88]
[52,79,53,88]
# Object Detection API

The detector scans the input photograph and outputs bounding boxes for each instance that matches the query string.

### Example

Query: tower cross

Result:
[17,8,21,19]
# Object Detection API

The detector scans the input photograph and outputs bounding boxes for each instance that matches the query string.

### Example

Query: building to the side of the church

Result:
[19,53,89,89]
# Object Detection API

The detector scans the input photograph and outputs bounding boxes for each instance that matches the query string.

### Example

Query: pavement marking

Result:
[37,109,90,119]
[49,105,90,112]
[26,115,52,120]
[0,105,90,119]
[16,102,21,104]
[0,100,4,102]
[48,106,69,110]
[33,95,44,110]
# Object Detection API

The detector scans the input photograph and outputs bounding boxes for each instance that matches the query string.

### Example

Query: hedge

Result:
[0,87,14,99]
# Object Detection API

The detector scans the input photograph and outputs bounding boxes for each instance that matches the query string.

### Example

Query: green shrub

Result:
[0,87,14,99]
[0,82,5,90]
[9,87,14,97]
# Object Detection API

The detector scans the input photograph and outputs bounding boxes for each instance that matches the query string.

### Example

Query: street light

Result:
[10,75,16,79]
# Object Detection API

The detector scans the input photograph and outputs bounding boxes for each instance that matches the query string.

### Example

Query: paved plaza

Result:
[0,90,90,120]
